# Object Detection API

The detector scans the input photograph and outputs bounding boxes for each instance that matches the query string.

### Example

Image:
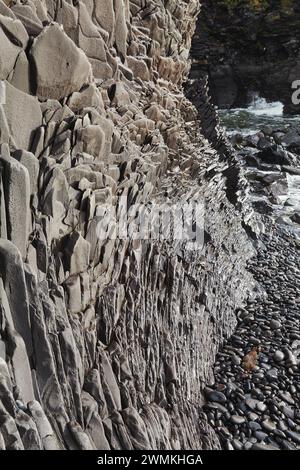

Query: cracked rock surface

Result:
[0,0,256,450]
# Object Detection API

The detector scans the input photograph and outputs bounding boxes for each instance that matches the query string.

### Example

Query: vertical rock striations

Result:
[0,0,254,449]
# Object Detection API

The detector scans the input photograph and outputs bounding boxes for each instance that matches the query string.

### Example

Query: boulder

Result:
[76,125,105,159]
[11,2,43,36]
[99,349,121,411]
[0,415,24,450]
[114,0,127,59]
[0,14,28,48]
[258,145,294,166]
[7,327,35,404]
[67,421,95,450]
[0,1,15,19]
[0,239,33,359]
[81,391,110,449]
[109,82,131,107]
[121,407,151,450]
[10,51,30,94]
[68,84,104,112]
[0,152,31,257]
[28,401,61,450]
[2,81,42,150]
[127,56,150,81]
[42,167,69,220]
[0,26,22,80]
[61,0,78,38]
[94,0,115,45]
[64,231,90,276]
[30,24,92,100]
[12,149,39,195]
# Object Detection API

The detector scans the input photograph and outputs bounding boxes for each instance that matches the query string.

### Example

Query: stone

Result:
[109,82,131,108]
[114,0,128,59]
[28,401,61,450]
[245,398,259,411]
[67,421,94,450]
[41,167,69,225]
[281,406,294,420]
[0,0,290,453]
[127,56,150,81]
[94,0,115,44]
[285,430,300,445]
[11,2,44,36]
[76,125,105,159]
[230,415,246,425]
[0,339,5,360]
[270,319,281,330]
[0,1,15,19]
[274,350,285,362]
[99,349,121,412]
[0,415,24,450]
[256,402,267,412]
[252,443,280,450]
[258,146,294,166]
[0,239,33,357]
[64,231,91,276]
[31,24,92,100]
[10,51,30,94]
[0,14,28,48]
[262,419,277,432]
[0,26,22,80]
[68,84,104,112]
[266,368,278,381]
[0,153,31,257]
[232,439,243,450]
[12,149,39,195]
[254,431,268,441]
[248,421,261,432]
[121,407,151,450]
[8,328,35,404]
[206,390,227,404]
[2,81,42,150]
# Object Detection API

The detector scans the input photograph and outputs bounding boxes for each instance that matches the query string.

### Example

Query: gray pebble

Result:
[254,431,268,441]
[206,390,227,404]
[262,418,277,432]
[274,350,285,362]
[256,402,267,412]
[285,430,300,444]
[231,415,246,425]
[270,319,281,330]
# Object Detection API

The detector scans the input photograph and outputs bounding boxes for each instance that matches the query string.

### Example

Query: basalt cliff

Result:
[0,0,256,450]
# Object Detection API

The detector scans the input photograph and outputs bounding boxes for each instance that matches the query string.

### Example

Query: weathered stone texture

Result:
[0,0,255,450]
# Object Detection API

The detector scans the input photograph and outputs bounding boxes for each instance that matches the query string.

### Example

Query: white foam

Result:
[247,95,283,117]
[287,174,300,209]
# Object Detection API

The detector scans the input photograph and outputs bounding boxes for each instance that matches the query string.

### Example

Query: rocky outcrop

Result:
[0,0,256,450]
[190,0,300,113]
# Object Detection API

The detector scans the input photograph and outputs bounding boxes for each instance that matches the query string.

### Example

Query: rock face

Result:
[190,0,300,113]
[0,0,255,450]
[31,23,92,100]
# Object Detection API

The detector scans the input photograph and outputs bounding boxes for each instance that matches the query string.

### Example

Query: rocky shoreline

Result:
[203,123,300,450]
[0,0,256,450]
[204,221,300,450]
[0,0,299,451]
